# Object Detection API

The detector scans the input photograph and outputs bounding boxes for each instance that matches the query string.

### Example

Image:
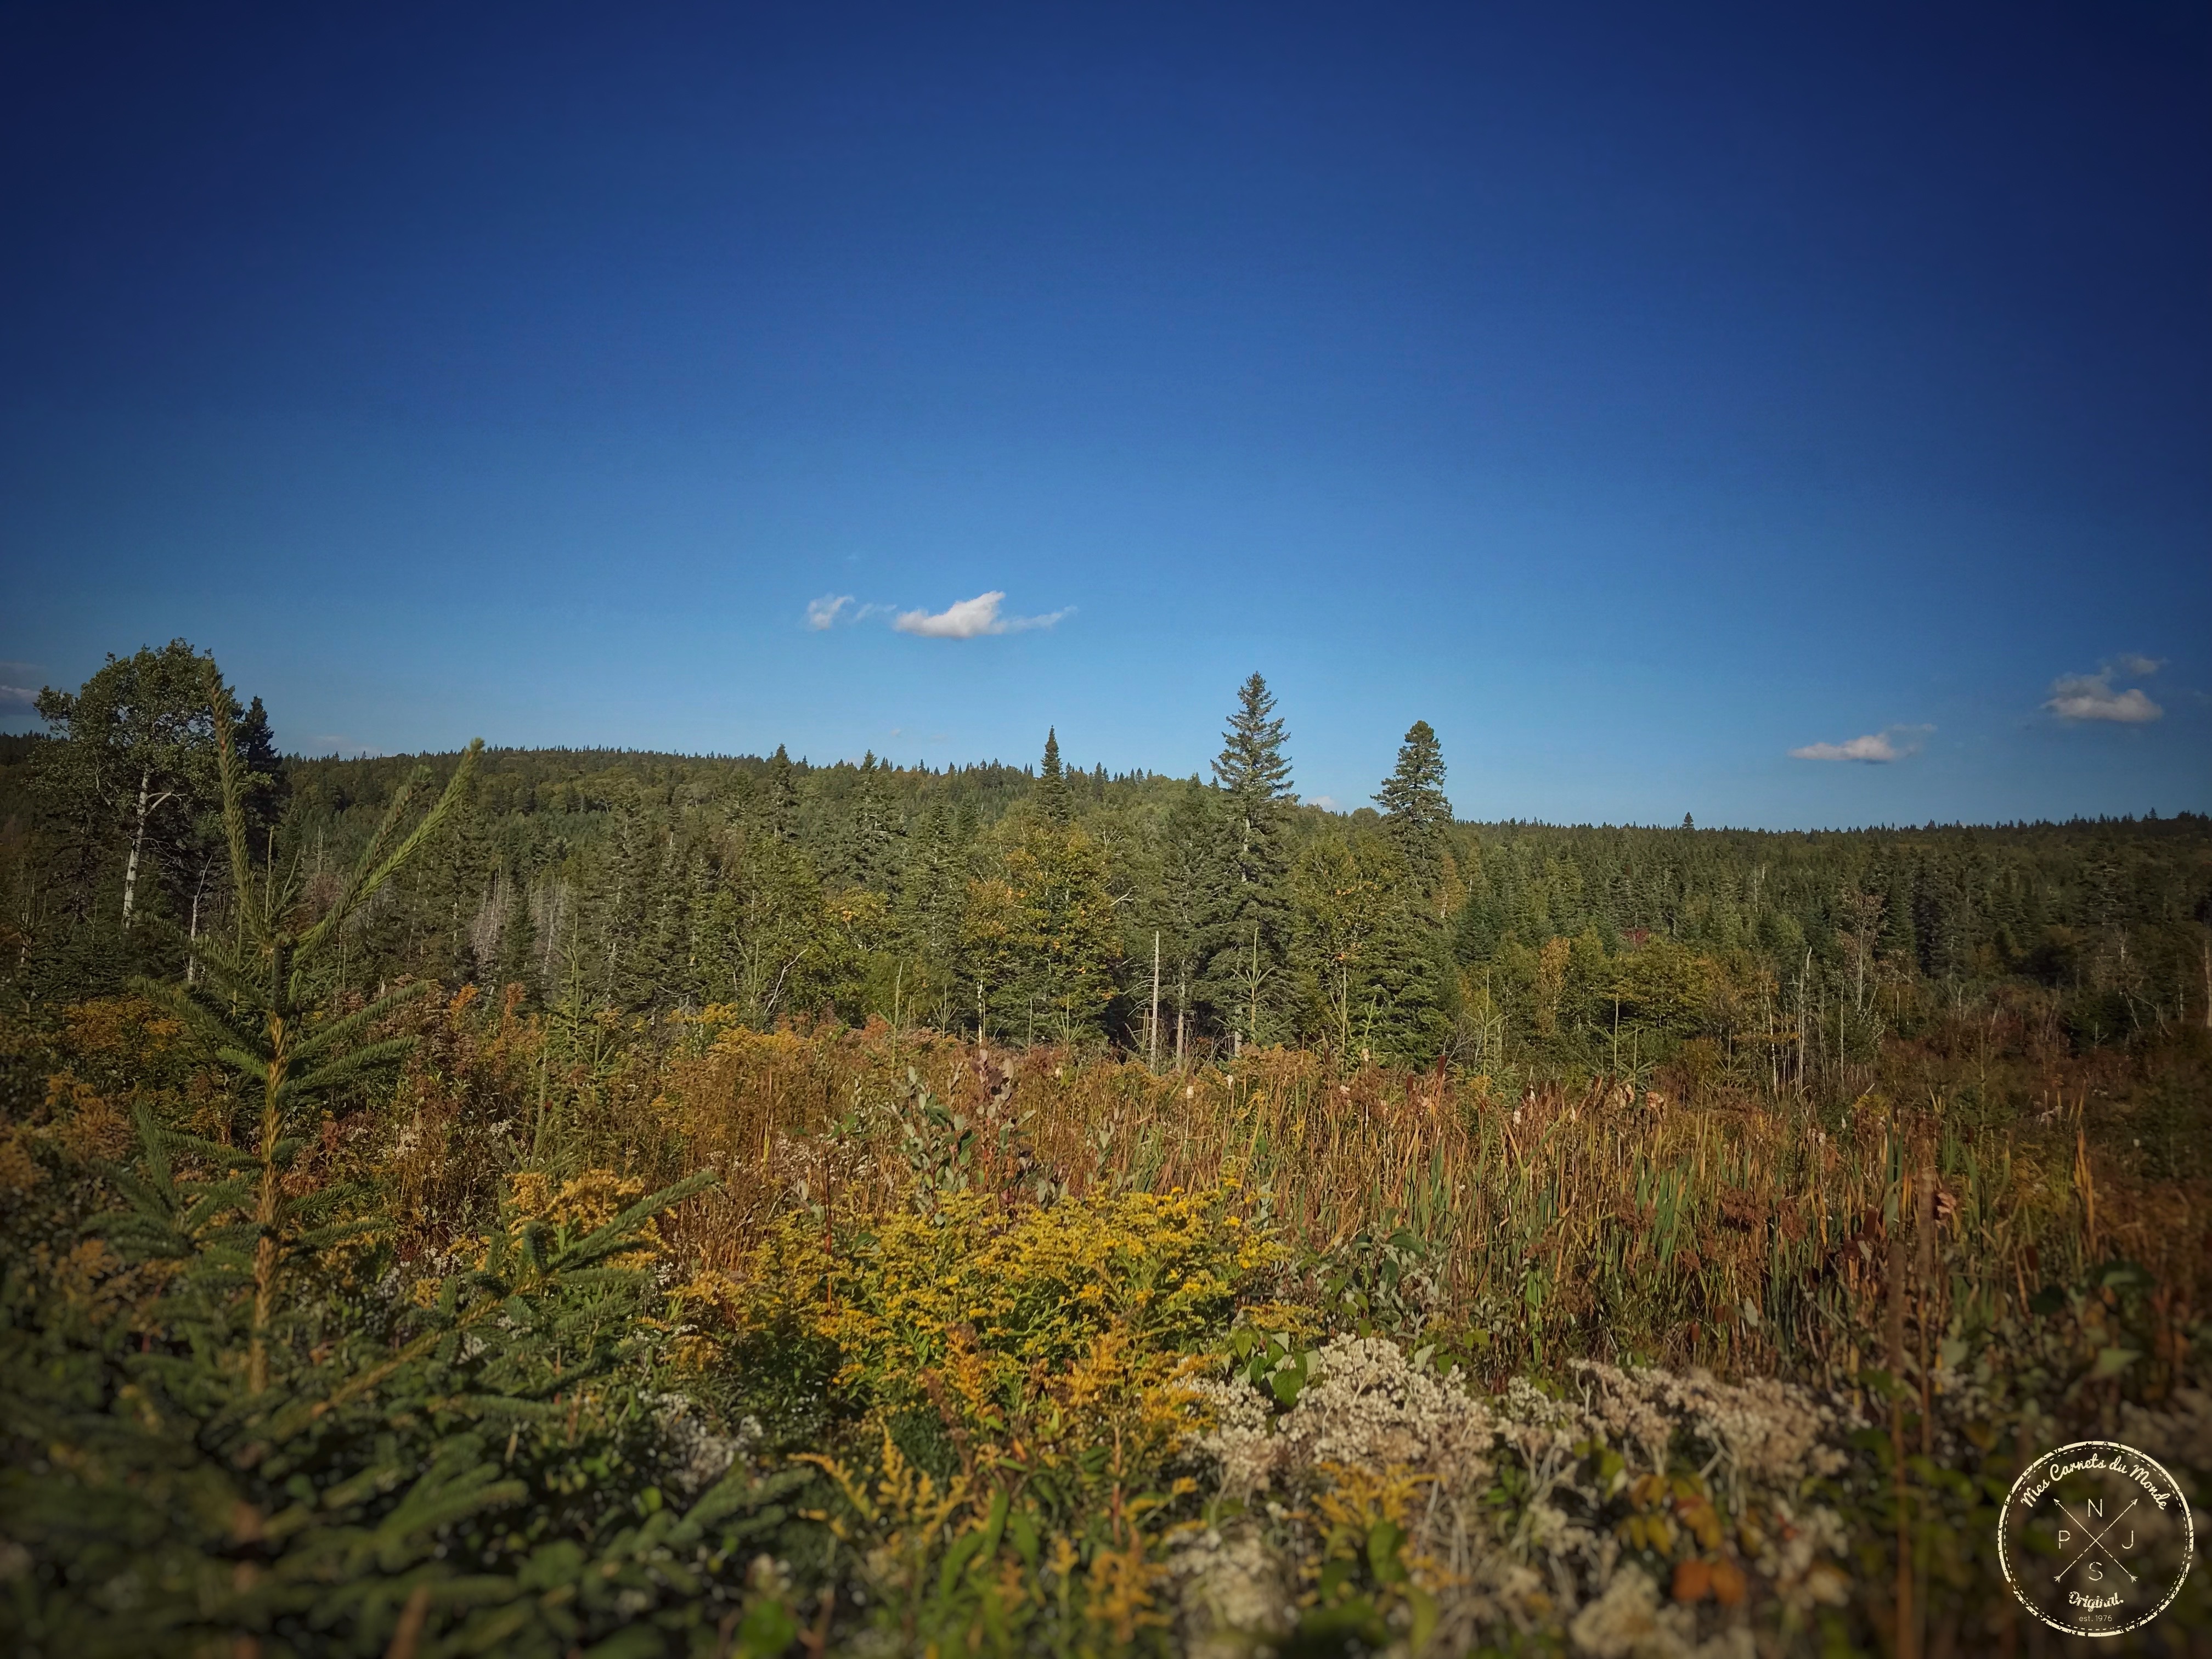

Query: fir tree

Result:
[983,812,1122,1043]
[1153,778,1220,1055]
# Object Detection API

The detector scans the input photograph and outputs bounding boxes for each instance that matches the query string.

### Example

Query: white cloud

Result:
[2115,652,2164,677]
[1789,725,1930,763]
[0,685,36,706]
[805,594,854,630]
[2045,670,2162,724]
[893,590,1070,639]
[1308,794,1340,811]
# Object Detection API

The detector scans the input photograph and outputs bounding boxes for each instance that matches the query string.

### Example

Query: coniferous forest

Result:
[3,641,2209,1656]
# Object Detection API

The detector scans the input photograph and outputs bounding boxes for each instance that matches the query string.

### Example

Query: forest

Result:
[2,640,2208,1657]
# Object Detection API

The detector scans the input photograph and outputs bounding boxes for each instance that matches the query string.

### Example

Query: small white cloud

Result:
[1308,794,1340,811]
[806,594,855,630]
[1790,725,1929,763]
[893,590,1070,639]
[2115,652,2164,677]
[2045,670,2162,724]
[0,685,36,706]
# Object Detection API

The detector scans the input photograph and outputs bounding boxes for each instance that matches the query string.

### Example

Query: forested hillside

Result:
[7,647,2208,1091]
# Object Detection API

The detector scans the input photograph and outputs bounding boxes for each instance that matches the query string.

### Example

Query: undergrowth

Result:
[2,855,2207,1654]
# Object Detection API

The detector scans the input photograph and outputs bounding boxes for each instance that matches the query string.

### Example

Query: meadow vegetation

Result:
[1,645,2207,1656]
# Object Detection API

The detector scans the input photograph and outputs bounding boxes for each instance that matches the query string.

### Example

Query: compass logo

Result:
[1997,1440,2196,1638]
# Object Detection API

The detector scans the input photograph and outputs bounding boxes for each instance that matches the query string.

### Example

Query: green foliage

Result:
[25,641,284,983]
[9,645,2211,1656]
[0,664,794,1657]
[1377,719,1451,907]
[14,657,2204,1073]
[1291,828,1448,1063]
[1198,673,1299,1047]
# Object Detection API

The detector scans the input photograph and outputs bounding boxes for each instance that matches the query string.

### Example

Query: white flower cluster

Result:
[648,1393,761,1497]
[1568,1566,1755,1659]
[1570,1361,1852,1495]
[1193,1336,1500,1499]
[1181,1339,1858,1654]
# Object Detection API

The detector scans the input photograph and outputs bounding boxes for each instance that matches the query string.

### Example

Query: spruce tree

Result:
[1290,830,1447,1063]
[1199,674,1295,1047]
[1377,719,1451,910]
[813,753,900,898]
[0,665,769,1656]
[1034,729,1073,829]
[765,744,799,842]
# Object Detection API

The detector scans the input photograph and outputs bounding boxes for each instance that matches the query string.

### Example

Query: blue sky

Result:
[2,2,2205,826]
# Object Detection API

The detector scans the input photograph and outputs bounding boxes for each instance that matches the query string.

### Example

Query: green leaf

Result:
[734,1597,799,1657]
[2090,1346,2140,1379]
[1367,1519,1408,1584]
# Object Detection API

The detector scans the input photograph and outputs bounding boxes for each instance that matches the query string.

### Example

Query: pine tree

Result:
[1378,720,1451,911]
[729,830,829,1027]
[154,678,487,1389]
[1880,861,1918,964]
[1198,674,1296,1047]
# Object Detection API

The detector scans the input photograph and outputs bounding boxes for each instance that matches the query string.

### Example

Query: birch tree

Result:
[31,640,280,932]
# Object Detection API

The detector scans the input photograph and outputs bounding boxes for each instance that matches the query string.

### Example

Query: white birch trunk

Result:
[121,768,150,929]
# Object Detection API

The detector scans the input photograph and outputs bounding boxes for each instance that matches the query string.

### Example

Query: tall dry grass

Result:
[385,991,2207,1392]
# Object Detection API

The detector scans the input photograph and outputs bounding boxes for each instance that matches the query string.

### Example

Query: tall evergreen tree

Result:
[1199,674,1296,1046]
[828,755,900,893]
[967,809,1121,1044]
[765,744,799,843]
[1034,729,1073,829]
[1378,719,1451,911]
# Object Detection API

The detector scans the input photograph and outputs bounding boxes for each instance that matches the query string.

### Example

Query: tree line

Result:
[5,639,2209,1074]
